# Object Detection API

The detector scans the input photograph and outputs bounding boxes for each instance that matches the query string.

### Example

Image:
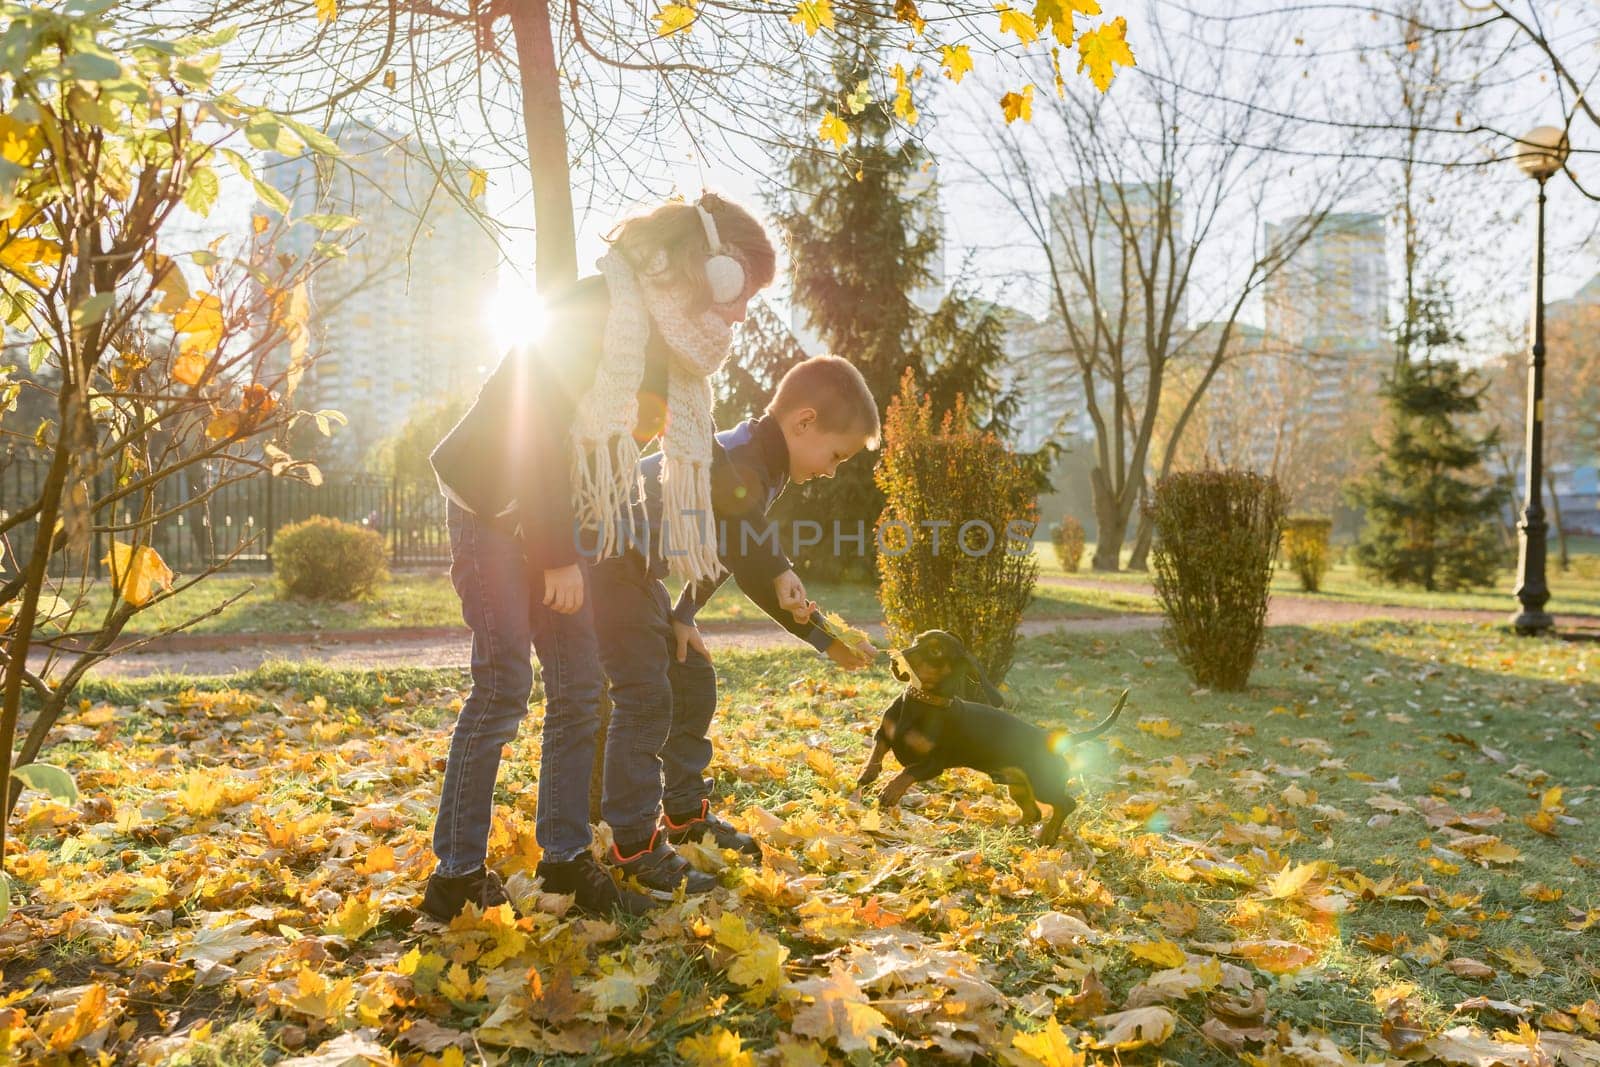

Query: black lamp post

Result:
[1510,125,1570,636]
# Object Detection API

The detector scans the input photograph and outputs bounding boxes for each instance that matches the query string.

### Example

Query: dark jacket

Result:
[621,415,833,654]
[430,276,668,570]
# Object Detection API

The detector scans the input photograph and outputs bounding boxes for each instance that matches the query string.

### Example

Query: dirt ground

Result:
[54,575,1599,679]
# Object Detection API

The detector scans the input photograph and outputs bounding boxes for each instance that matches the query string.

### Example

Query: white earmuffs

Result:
[696,201,747,305]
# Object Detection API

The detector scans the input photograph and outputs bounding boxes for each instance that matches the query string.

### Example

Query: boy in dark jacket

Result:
[589,356,880,894]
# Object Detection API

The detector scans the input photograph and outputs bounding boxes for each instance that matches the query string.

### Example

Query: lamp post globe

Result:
[1514,126,1570,181]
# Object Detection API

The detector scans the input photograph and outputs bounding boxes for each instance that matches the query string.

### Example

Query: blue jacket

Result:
[627,415,833,654]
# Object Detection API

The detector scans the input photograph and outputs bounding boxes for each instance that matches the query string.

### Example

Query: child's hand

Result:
[672,619,712,664]
[543,564,585,615]
[827,639,875,671]
[774,569,813,624]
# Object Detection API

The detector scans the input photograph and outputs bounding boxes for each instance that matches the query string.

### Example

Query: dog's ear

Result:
[961,650,1007,707]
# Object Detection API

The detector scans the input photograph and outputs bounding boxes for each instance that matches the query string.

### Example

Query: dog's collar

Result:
[906,685,952,707]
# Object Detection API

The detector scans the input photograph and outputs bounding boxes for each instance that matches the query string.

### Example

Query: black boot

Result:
[664,799,761,859]
[610,829,718,897]
[420,867,511,922]
[537,853,656,918]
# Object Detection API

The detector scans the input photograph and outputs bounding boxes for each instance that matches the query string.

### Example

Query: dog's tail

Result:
[1069,688,1129,741]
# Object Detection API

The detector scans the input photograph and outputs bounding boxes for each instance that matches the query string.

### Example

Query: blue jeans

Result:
[433,501,604,874]
[589,554,719,844]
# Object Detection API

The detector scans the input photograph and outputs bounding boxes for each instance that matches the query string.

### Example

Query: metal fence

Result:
[0,455,450,576]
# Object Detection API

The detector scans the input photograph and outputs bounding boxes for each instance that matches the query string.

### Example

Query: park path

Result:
[56,574,1598,679]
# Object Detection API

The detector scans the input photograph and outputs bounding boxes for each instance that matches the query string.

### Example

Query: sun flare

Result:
[482,280,547,353]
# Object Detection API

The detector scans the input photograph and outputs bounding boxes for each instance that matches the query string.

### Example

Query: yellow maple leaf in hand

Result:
[653,0,697,35]
[790,0,834,36]
[1076,16,1135,92]
[821,610,874,655]
[1000,84,1035,124]
[102,541,174,607]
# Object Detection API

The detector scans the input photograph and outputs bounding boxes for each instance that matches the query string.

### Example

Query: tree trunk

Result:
[1545,468,1569,572]
[508,0,578,292]
[1127,507,1154,571]
[1089,465,1127,571]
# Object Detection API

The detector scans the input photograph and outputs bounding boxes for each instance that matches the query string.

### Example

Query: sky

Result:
[189,0,1598,362]
[463,0,1597,360]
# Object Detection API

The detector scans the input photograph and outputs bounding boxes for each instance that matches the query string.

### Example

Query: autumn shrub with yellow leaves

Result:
[272,517,388,602]
[1281,515,1333,593]
[876,370,1038,681]
[0,2,347,914]
[1052,515,1087,573]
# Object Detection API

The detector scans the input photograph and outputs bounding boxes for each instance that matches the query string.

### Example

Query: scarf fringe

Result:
[570,435,645,562]
[570,250,729,584]
[661,454,725,584]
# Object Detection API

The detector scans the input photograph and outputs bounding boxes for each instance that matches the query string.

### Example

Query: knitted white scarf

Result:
[569,249,731,583]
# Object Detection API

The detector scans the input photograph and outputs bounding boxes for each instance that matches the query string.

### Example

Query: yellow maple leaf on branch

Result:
[818,111,849,151]
[1033,0,1101,45]
[1076,15,1135,92]
[790,0,834,37]
[941,44,973,83]
[1000,84,1035,123]
[654,1,697,36]
[891,63,918,125]
[101,541,174,607]
[996,3,1040,46]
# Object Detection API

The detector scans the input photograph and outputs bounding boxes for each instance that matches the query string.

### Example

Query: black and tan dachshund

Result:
[852,630,1127,845]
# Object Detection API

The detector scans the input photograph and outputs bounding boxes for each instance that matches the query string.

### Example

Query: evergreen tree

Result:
[714,299,808,427]
[1346,287,1505,591]
[770,15,1020,581]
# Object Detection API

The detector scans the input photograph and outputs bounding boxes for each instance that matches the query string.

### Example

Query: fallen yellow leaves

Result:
[1085,1005,1175,1050]
[3,622,1594,1066]
[1009,1016,1085,1066]
[788,963,891,1052]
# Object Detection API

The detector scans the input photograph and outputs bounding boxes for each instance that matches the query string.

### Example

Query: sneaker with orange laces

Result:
[609,829,718,897]
[664,799,761,859]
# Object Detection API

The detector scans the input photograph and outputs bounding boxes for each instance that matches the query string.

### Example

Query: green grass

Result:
[61,564,1154,640]
[13,621,1596,1064]
[71,571,466,636]
[1036,541,1600,616]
